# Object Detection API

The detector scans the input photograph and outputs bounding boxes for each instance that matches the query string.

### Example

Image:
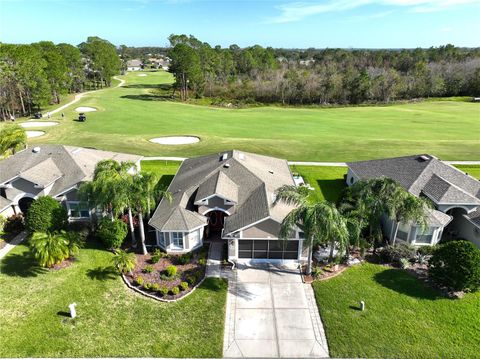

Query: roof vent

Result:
[32,147,41,153]
[418,155,430,162]
[221,153,228,161]
[224,163,230,168]
[269,170,274,174]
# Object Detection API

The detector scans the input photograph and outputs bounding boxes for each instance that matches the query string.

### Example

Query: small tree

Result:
[30,232,69,268]
[112,249,137,274]
[429,240,480,292]
[0,124,26,156]
[96,217,128,249]
[25,196,68,234]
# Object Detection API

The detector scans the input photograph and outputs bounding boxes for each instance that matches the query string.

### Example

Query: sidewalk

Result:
[0,231,27,260]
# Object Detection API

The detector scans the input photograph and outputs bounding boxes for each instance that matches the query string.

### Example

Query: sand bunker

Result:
[138,74,147,77]
[21,121,58,128]
[149,136,200,145]
[75,106,97,112]
[26,131,45,138]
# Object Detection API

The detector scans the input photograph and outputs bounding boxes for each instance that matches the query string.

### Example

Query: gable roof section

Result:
[162,206,207,231]
[423,174,480,205]
[19,158,63,188]
[195,171,239,203]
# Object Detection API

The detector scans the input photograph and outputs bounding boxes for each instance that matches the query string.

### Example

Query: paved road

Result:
[224,263,329,358]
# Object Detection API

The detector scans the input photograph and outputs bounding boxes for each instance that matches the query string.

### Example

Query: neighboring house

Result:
[126,59,143,71]
[149,150,308,262]
[347,154,480,248]
[0,145,142,221]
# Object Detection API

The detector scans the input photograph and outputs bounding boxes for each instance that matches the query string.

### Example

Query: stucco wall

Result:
[242,219,280,239]
[456,215,480,248]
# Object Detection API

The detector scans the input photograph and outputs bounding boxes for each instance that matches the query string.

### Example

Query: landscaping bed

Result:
[126,246,208,300]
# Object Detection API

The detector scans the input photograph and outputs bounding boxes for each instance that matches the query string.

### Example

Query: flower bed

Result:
[125,246,208,300]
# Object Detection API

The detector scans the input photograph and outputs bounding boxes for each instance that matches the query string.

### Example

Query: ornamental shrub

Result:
[171,287,180,296]
[186,275,195,286]
[0,215,6,233]
[429,240,480,292]
[135,276,144,286]
[152,283,160,292]
[159,286,169,296]
[198,258,206,266]
[180,281,188,291]
[151,248,164,263]
[143,265,154,273]
[379,243,416,265]
[96,218,127,249]
[25,196,68,234]
[165,265,177,278]
[3,214,24,234]
[177,253,192,264]
[144,282,152,290]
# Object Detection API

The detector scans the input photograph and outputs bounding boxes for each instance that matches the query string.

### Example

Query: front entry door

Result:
[208,211,225,233]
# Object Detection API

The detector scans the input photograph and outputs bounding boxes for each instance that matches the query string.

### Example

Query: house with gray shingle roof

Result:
[346,154,480,248]
[0,145,142,220]
[149,150,308,262]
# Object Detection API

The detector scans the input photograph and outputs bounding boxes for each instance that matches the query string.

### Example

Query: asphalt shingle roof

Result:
[149,150,295,234]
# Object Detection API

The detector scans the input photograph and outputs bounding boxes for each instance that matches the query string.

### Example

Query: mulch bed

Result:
[51,257,76,270]
[124,248,207,300]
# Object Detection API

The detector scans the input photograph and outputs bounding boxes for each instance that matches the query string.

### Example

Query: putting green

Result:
[12,70,480,161]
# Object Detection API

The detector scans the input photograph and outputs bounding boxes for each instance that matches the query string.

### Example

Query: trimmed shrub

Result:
[171,287,180,296]
[152,283,160,292]
[144,282,152,290]
[151,248,164,263]
[180,281,188,291]
[379,243,416,265]
[399,258,410,269]
[3,214,24,234]
[143,265,154,273]
[429,240,480,292]
[25,196,68,234]
[135,276,144,286]
[177,253,192,264]
[165,265,177,278]
[418,245,436,256]
[159,286,169,296]
[311,266,324,278]
[96,218,128,249]
[198,258,206,266]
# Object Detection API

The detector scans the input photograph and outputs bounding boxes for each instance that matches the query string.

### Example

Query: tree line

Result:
[167,35,480,105]
[0,36,121,120]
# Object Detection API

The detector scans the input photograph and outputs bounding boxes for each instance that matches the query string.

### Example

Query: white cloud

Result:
[268,0,480,23]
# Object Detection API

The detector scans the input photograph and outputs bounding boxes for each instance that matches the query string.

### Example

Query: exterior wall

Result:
[242,219,280,239]
[198,196,235,215]
[456,216,480,248]
[156,228,205,254]
[383,216,442,246]
[346,169,359,187]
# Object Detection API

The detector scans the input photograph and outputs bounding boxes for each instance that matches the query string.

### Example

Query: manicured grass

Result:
[0,241,227,357]
[5,70,478,161]
[313,263,480,358]
[290,165,347,203]
[454,165,480,180]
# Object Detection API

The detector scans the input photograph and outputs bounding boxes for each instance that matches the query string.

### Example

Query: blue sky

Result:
[1,0,479,48]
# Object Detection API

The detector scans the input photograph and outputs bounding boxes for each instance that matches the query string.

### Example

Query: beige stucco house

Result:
[149,150,308,263]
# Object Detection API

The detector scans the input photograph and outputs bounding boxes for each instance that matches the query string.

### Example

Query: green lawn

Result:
[4,70,478,161]
[313,263,480,358]
[290,165,347,203]
[0,241,227,358]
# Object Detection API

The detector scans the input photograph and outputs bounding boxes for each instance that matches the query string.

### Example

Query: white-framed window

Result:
[415,227,434,244]
[67,201,90,218]
[158,232,166,247]
[298,231,305,239]
[396,222,410,242]
[171,232,184,249]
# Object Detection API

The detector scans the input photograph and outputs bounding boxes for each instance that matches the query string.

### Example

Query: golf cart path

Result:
[142,157,480,166]
[45,75,125,116]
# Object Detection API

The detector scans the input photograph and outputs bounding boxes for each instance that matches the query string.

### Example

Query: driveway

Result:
[223,263,329,358]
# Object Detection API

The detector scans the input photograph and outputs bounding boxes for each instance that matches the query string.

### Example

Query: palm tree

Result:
[390,194,431,245]
[79,160,137,244]
[112,249,137,274]
[129,171,172,255]
[30,231,69,268]
[274,185,349,274]
[0,124,27,157]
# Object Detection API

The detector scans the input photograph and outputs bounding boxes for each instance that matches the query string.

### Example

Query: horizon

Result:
[1,0,479,48]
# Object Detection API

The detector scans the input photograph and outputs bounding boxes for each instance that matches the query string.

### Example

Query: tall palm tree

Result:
[129,171,172,255]
[0,124,27,157]
[274,185,349,274]
[390,194,431,245]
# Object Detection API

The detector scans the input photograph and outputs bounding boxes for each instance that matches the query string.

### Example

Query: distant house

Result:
[149,150,307,262]
[0,145,142,220]
[347,154,480,248]
[126,59,143,71]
